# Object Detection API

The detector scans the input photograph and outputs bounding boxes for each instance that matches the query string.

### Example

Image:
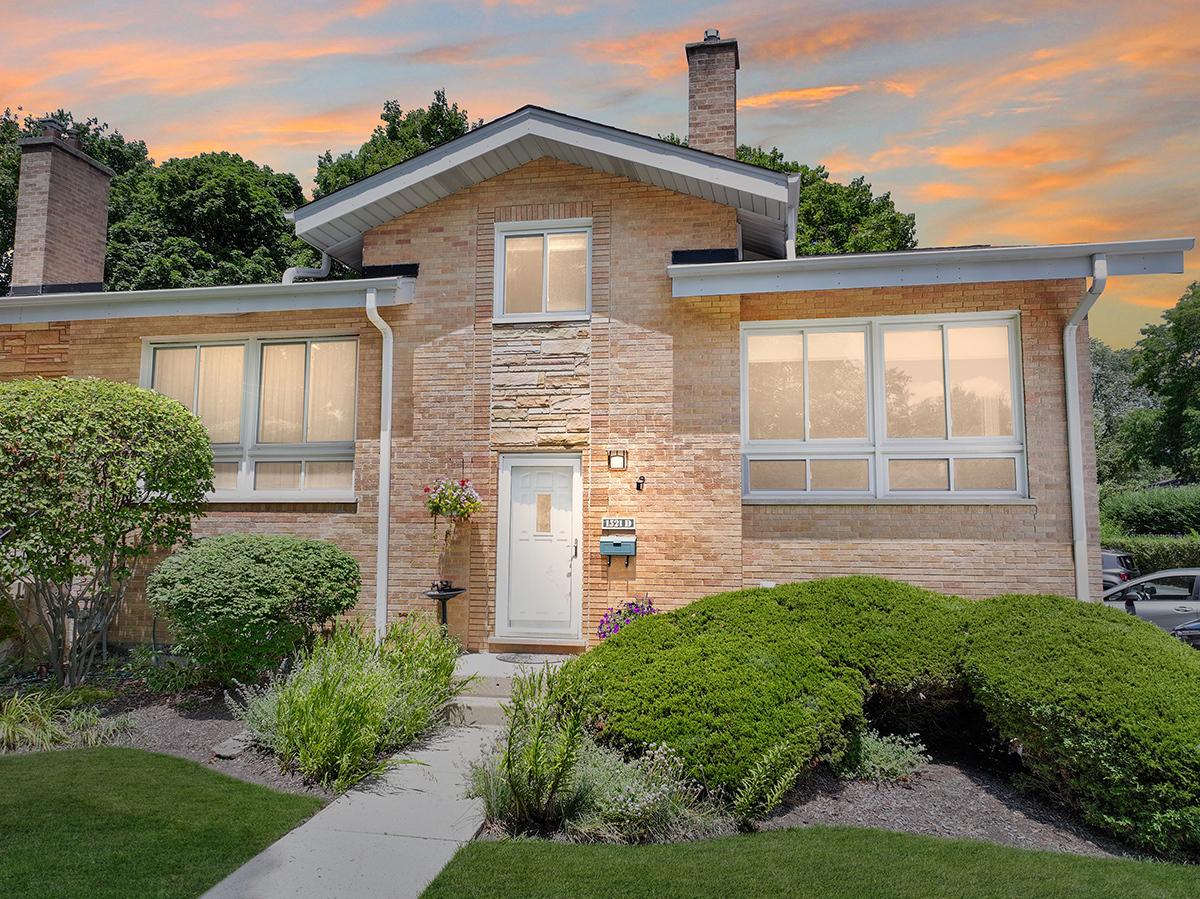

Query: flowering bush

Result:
[424,478,482,521]
[597,594,656,640]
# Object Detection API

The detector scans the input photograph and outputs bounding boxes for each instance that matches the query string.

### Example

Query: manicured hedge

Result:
[963,593,1200,859]
[148,534,360,684]
[579,576,1200,858]
[766,577,969,696]
[1102,485,1200,537]
[579,592,865,793]
[1102,534,1200,573]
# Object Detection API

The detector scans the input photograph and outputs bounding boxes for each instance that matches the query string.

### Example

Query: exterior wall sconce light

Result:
[608,449,628,470]
[636,475,646,491]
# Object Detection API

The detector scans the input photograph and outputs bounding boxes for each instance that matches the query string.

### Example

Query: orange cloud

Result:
[913,182,979,201]
[742,85,865,108]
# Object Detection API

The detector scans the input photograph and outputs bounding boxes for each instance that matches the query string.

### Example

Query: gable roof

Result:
[288,106,799,270]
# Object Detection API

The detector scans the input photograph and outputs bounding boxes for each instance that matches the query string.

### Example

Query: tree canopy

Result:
[313,90,480,199]
[1133,281,1200,482]
[736,144,916,255]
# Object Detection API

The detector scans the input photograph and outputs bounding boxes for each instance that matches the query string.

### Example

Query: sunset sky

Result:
[4,0,1197,347]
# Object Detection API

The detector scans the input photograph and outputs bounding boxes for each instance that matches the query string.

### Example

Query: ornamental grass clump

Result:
[228,616,468,791]
[596,594,656,640]
[0,691,135,752]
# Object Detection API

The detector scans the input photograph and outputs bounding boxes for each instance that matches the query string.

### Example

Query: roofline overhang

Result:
[0,277,414,325]
[668,237,1195,297]
[288,106,794,268]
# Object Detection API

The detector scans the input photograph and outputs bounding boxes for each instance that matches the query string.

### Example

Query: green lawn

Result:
[0,747,322,899]
[422,826,1195,899]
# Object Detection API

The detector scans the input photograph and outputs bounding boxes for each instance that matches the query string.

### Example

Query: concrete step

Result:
[468,675,513,698]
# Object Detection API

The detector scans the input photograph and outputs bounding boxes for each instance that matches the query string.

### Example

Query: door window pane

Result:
[307,340,356,442]
[197,345,243,443]
[886,330,946,438]
[810,459,870,491]
[504,235,544,315]
[747,334,805,440]
[259,344,306,443]
[748,459,807,491]
[546,232,587,312]
[948,326,1013,437]
[808,331,867,439]
[890,459,949,491]
[955,458,1016,491]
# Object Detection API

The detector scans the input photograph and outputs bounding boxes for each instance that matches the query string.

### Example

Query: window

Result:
[742,313,1025,500]
[494,219,591,320]
[146,335,358,499]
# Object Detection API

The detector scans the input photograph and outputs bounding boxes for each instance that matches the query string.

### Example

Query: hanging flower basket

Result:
[424,478,483,556]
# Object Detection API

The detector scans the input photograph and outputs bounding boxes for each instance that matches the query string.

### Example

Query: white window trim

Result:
[740,311,1028,503]
[492,217,592,323]
[140,331,359,503]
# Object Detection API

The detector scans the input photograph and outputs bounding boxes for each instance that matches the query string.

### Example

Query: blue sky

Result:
[4,0,1197,346]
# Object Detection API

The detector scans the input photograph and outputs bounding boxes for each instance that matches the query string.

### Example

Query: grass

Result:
[0,747,322,899]
[420,827,1197,899]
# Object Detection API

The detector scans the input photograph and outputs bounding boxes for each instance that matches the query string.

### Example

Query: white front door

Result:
[496,454,582,638]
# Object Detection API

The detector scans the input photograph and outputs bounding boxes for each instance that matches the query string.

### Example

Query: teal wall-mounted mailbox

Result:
[600,536,637,566]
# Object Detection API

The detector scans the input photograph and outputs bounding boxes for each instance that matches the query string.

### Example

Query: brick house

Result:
[1,31,1192,652]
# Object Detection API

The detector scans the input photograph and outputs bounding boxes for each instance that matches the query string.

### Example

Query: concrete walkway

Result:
[200,652,566,899]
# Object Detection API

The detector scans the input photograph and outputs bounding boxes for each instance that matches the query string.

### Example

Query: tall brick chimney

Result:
[8,118,114,296]
[686,28,739,158]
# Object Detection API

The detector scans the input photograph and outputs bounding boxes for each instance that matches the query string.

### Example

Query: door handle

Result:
[573,539,578,559]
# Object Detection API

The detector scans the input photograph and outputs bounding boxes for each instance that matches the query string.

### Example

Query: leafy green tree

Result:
[0,378,212,687]
[1090,338,1166,486]
[106,151,316,291]
[737,145,916,255]
[313,90,481,199]
[1135,282,1200,482]
[661,136,917,255]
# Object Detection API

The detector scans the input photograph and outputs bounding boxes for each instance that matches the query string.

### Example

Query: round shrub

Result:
[963,592,1200,860]
[767,576,969,695]
[148,534,360,684]
[579,591,866,793]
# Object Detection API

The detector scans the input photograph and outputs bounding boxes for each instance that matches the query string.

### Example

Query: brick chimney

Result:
[686,28,739,158]
[8,118,114,296]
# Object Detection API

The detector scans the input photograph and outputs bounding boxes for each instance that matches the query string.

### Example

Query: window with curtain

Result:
[741,313,1024,500]
[494,221,590,319]
[149,336,358,497]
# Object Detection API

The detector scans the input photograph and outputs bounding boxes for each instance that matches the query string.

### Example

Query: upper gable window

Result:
[494,219,591,322]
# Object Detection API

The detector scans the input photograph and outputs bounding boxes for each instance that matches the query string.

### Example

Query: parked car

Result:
[1172,618,1200,649]
[1101,549,1139,591]
[1102,569,1200,632]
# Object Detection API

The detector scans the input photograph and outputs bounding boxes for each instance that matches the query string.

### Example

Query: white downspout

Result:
[282,252,332,284]
[1063,253,1107,604]
[365,287,393,641]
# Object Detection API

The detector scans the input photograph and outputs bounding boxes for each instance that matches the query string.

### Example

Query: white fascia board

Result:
[0,277,414,325]
[291,108,792,247]
[669,238,1195,297]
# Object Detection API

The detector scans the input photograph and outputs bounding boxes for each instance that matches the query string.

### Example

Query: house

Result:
[1,31,1192,653]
